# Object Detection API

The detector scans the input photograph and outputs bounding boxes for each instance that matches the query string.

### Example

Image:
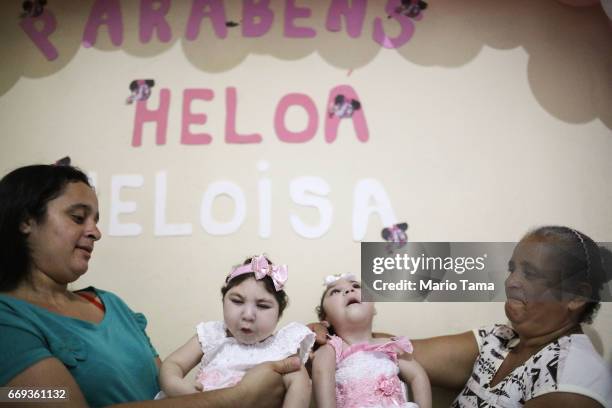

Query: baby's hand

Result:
[163,378,203,397]
[307,321,330,349]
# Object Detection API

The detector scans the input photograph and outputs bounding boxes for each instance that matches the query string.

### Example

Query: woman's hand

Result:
[236,356,301,408]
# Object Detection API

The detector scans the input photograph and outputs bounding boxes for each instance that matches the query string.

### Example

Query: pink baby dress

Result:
[328,335,419,408]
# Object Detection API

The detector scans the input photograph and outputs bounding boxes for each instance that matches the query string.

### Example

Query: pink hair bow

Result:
[228,255,288,291]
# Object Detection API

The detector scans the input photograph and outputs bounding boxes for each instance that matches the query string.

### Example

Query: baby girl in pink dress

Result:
[312,273,431,408]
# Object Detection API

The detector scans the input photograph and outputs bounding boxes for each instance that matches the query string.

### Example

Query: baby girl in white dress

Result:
[159,255,314,408]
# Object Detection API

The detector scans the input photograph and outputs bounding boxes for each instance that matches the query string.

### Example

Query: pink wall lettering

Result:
[140,0,172,43]
[274,93,319,143]
[132,86,369,146]
[325,0,367,38]
[22,2,426,58]
[132,88,171,146]
[225,87,262,144]
[284,0,316,38]
[242,0,274,37]
[19,10,58,61]
[372,0,415,49]
[82,0,124,48]
[181,88,214,145]
[325,85,369,143]
[185,0,228,41]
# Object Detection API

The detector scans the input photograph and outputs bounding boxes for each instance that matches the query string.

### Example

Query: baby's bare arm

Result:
[159,335,204,397]
[311,344,337,408]
[398,357,432,408]
[281,365,311,408]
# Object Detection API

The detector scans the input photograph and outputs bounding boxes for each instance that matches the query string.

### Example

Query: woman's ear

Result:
[567,282,591,313]
[19,218,33,234]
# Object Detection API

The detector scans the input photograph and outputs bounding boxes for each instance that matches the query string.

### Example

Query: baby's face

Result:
[322,279,375,329]
[223,277,280,344]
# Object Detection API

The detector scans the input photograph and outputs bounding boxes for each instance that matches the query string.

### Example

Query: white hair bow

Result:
[323,273,356,287]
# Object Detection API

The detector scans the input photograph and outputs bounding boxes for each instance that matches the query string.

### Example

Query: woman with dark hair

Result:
[0,163,299,407]
[0,164,92,291]
[310,226,611,407]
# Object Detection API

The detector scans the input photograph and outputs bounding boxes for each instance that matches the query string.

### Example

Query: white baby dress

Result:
[195,321,315,390]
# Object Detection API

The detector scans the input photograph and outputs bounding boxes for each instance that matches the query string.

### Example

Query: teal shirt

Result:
[0,287,160,407]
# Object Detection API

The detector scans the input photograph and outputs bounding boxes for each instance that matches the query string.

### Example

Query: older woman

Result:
[408,227,611,407]
[0,163,299,407]
[310,226,611,407]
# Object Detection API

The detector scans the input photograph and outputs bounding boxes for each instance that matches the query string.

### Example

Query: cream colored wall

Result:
[1,0,611,405]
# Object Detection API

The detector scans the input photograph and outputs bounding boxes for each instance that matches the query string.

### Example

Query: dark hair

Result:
[315,290,327,321]
[0,164,91,291]
[220,256,289,317]
[315,287,336,336]
[526,226,612,324]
